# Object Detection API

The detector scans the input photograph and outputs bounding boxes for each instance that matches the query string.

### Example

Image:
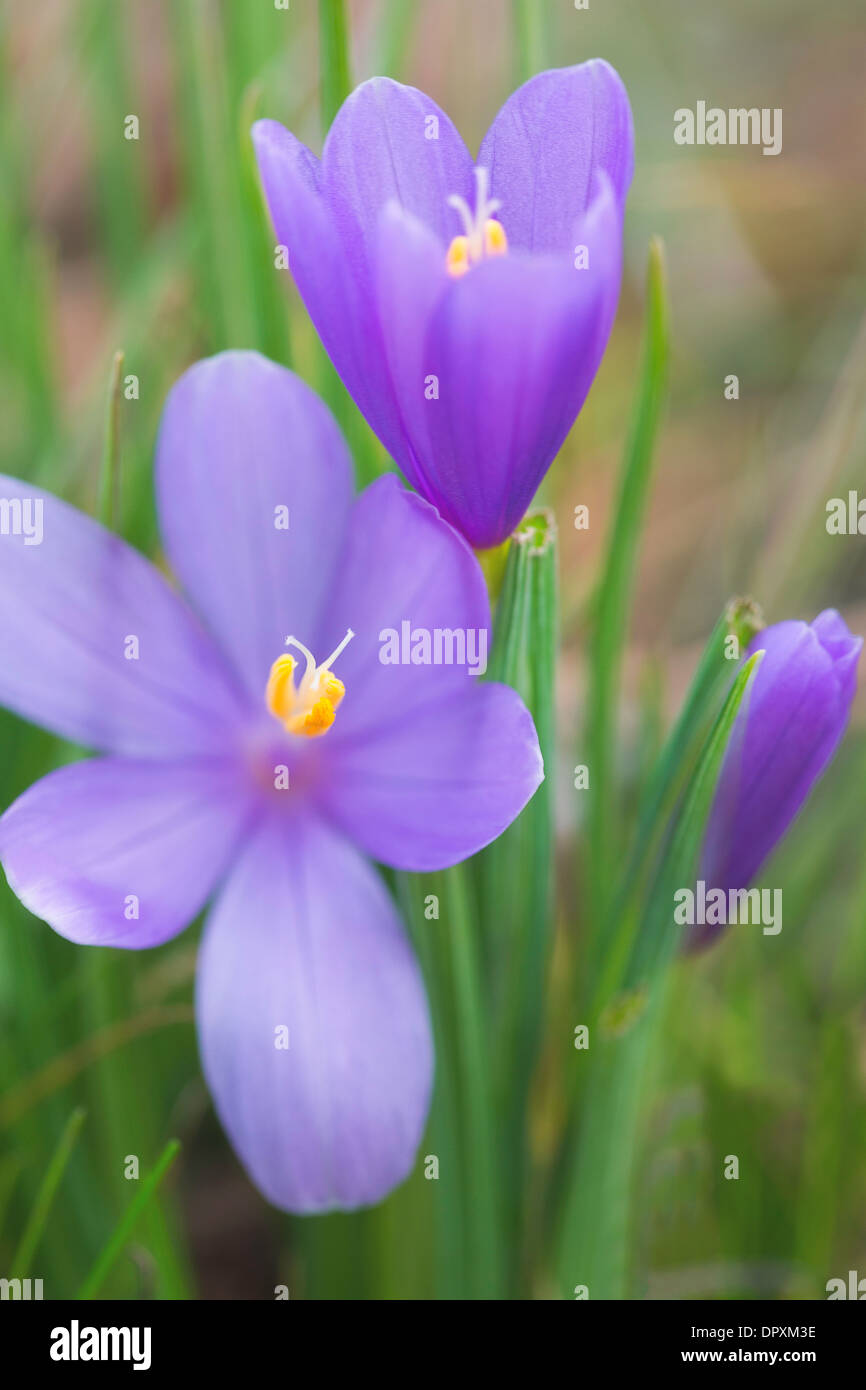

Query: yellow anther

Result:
[288,697,336,738]
[484,218,507,257]
[265,629,353,739]
[446,167,507,276]
[320,673,345,709]
[446,235,471,278]
[265,654,297,721]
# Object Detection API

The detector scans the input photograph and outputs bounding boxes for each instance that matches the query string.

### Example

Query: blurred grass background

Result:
[1,0,865,1299]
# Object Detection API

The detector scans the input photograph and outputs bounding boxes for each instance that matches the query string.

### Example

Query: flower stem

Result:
[442,863,504,1298]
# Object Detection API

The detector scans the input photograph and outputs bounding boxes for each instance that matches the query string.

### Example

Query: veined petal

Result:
[313,474,490,734]
[0,475,245,756]
[478,59,634,254]
[320,77,474,259]
[196,811,433,1212]
[155,352,353,702]
[320,682,543,871]
[311,474,542,867]
[0,758,255,947]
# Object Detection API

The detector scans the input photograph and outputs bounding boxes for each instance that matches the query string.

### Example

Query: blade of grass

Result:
[584,238,669,939]
[511,0,546,82]
[318,0,352,132]
[76,1139,181,1299]
[99,350,124,529]
[11,1108,87,1277]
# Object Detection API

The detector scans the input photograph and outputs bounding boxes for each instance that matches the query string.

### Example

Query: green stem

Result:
[479,510,557,1291]
[443,864,503,1298]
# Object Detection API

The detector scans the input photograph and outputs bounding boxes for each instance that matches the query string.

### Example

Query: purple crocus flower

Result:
[0,350,542,1211]
[693,609,861,945]
[253,60,633,550]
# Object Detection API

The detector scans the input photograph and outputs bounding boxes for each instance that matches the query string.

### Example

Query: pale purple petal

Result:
[156,352,354,704]
[0,475,245,756]
[313,474,490,728]
[478,59,634,254]
[196,810,433,1212]
[309,475,542,866]
[320,682,542,871]
[0,758,255,947]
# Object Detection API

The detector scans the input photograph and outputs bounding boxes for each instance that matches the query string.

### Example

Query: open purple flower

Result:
[693,609,861,947]
[253,60,633,550]
[0,350,542,1211]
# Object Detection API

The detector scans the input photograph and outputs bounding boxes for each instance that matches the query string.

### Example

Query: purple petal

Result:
[478,60,634,254]
[0,475,245,756]
[156,352,353,702]
[319,77,473,258]
[252,120,412,474]
[379,182,622,548]
[0,758,255,947]
[196,810,433,1212]
[310,475,542,867]
[313,474,489,729]
[702,610,862,895]
[320,683,543,871]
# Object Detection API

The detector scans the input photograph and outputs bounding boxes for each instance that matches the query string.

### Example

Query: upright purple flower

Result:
[0,351,542,1211]
[253,61,633,549]
[694,609,861,945]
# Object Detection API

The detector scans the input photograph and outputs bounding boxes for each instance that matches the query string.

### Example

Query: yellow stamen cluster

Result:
[445,165,508,277]
[265,631,353,739]
[446,219,508,278]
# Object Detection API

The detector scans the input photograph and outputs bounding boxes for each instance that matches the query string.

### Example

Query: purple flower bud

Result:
[694,609,861,946]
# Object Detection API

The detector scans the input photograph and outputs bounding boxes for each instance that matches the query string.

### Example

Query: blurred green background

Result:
[1,0,865,1299]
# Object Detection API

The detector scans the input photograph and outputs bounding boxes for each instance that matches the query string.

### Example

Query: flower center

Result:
[265,628,354,738]
[446,166,508,277]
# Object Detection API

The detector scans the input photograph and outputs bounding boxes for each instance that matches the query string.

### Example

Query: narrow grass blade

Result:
[11,1108,87,1277]
[76,1139,181,1300]
[584,238,669,937]
[318,0,352,132]
[98,350,124,529]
